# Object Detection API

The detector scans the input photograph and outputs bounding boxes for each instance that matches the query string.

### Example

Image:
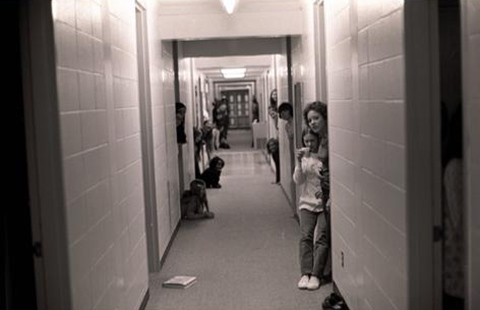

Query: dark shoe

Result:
[212,183,222,188]
[322,293,345,310]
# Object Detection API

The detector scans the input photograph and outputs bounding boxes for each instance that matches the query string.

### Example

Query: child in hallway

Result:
[181,179,214,220]
[200,156,225,188]
[293,128,329,291]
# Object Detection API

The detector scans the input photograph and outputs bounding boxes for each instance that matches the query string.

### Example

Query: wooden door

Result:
[222,90,250,129]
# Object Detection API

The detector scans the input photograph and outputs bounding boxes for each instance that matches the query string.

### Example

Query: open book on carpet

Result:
[162,276,197,289]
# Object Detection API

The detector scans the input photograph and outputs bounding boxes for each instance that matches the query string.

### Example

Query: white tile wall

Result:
[322,1,407,309]
[51,0,181,309]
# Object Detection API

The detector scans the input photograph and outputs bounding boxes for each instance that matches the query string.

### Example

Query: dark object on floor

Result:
[322,292,346,310]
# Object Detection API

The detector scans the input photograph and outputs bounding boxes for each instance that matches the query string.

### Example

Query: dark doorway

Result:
[1,1,38,309]
[438,1,464,309]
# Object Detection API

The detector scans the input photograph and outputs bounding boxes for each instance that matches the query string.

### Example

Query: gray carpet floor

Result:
[146,146,331,310]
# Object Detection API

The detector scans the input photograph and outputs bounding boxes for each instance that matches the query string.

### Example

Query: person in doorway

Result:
[270,89,278,110]
[200,156,225,188]
[442,105,464,309]
[251,96,260,147]
[181,179,214,220]
[266,138,280,184]
[268,105,279,130]
[193,126,204,179]
[294,128,329,291]
[202,120,214,161]
[176,102,187,144]
[216,98,230,149]
[278,102,294,141]
[252,95,260,123]
[303,101,330,209]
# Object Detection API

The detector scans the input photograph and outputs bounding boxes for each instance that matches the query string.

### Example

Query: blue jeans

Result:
[299,209,329,277]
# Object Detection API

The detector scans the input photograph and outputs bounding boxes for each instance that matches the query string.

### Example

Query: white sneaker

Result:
[307,276,320,290]
[297,275,310,290]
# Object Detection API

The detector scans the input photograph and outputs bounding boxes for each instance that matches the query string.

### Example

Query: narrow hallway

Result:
[146,136,331,310]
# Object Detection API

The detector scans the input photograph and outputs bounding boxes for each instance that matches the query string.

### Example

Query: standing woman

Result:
[303,101,330,206]
[296,101,330,290]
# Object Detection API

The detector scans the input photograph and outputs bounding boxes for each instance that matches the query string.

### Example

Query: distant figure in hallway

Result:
[193,126,204,179]
[266,138,280,184]
[214,98,230,149]
[176,102,187,144]
[294,128,329,291]
[202,120,214,161]
[200,156,225,188]
[251,96,260,147]
[270,88,278,110]
[278,102,294,142]
[181,179,214,220]
[268,89,279,130]
[251,95,260,123]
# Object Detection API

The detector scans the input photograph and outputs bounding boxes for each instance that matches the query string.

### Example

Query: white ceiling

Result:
[164,0,299,82]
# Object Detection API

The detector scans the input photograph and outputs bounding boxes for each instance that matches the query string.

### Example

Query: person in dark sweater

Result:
[267,138,280,184]
[200,156,225,188]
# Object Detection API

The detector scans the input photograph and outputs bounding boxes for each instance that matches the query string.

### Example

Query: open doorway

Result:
[2,2,38,309]
[438,1,464,309]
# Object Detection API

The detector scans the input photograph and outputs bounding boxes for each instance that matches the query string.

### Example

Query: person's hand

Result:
[296,147,309,161]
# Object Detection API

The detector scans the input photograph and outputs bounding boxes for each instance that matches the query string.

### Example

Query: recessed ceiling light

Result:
[220,0,238,14]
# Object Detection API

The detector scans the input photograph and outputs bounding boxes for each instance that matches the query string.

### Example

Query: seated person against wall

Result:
[181,179,214,220]
[200,156,225,188]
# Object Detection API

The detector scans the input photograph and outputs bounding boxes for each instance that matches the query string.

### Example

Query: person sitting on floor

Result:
[200,156,225,188]
[181,179,214,220]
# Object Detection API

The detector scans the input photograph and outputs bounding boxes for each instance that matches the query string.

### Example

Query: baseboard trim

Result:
[159,220,181,268]
[139,289,149,310]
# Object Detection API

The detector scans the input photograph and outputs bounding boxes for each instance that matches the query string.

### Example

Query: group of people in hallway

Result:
[178,94,342,305]
[176,101,226,220]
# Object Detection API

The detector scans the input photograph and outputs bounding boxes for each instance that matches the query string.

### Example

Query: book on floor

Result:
[162,276,197,289]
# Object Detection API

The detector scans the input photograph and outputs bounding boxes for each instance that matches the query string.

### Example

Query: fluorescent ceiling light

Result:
[221,68,246,79]
[223,73,245,79]
[221,68,246,75]
[221,0,238,14]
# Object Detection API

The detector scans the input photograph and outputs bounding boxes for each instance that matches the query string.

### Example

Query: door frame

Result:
[459,0,480,309]
[20,1,71,309]
[135,1,160,273]
[404,1,442,309]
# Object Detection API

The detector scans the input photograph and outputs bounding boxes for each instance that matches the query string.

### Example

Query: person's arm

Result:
[293,150,306,184]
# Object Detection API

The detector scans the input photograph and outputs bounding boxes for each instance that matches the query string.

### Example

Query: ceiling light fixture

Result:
[220,0,238,14]
[221,68,246,79]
